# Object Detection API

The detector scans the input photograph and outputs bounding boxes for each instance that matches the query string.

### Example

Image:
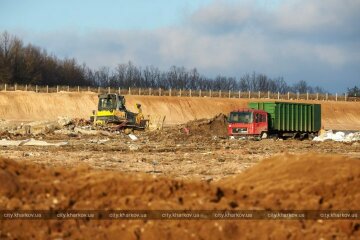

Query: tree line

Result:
[0,31,336,94]
[347,86,360,97]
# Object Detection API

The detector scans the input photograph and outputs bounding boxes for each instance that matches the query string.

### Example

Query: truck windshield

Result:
[98,97,116,110]
[228,112,253,123]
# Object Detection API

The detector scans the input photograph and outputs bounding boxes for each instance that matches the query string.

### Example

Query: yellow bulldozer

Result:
[90,93,165,132]
[90,93,149,131]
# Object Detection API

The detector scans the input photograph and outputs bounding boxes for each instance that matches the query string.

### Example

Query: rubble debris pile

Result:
[313,130,360,142]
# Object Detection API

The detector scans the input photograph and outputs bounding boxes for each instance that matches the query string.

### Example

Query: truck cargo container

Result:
[227,102,321,139]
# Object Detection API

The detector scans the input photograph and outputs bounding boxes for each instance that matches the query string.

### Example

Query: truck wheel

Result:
[292,133,300,139]
[299,133,308,141]
[272,133,279,139]
[261,132,268,139]
[308,133,315,140]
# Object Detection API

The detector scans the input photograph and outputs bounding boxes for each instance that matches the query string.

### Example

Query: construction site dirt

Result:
[0,92,359,239]
[0,126,359,181]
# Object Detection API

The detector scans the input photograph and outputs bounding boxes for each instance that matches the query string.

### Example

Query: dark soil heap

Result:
[183,113,228,137]
[147,113,228,143]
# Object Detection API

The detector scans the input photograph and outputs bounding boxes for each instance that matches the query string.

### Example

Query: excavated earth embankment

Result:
[0,91,359,130]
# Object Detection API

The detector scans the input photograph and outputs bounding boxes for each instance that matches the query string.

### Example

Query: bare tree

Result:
[0,31,328,94]
[292,80,310,93]
[0,31,15,83]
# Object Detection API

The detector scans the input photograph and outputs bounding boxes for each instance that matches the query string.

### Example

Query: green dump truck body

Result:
[249,102,321,132]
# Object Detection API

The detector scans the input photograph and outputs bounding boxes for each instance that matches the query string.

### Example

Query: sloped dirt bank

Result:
[0,92,359,130]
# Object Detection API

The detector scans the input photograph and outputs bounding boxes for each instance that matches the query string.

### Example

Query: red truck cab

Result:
[227,109,268,137]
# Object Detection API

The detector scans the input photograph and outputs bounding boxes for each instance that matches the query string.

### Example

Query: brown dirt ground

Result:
[0,120,359,181]
[0,153,359,239]
[0,92,359,239]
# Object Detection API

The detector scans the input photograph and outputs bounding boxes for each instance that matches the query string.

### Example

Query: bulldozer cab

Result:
[98,94,126,111]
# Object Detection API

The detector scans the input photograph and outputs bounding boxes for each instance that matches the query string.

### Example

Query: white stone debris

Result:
[128,134,138,141]
[0,139,25,146]
[0,138,68,147]
[89,138,110,144]
[313,130,360,142]
[23,138,68,146]
[57,116,72,126]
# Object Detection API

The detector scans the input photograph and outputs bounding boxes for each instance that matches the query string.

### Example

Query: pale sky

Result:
[1,0,359,93]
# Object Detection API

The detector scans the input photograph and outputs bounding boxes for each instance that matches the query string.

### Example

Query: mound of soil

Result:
[183,113,228,137]
[220,153,360,210]
[0,153,359,239]
[147,113,228,143]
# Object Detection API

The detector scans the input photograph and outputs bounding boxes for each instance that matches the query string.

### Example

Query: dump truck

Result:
[90,93,149,131]
[227,102,321,139]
